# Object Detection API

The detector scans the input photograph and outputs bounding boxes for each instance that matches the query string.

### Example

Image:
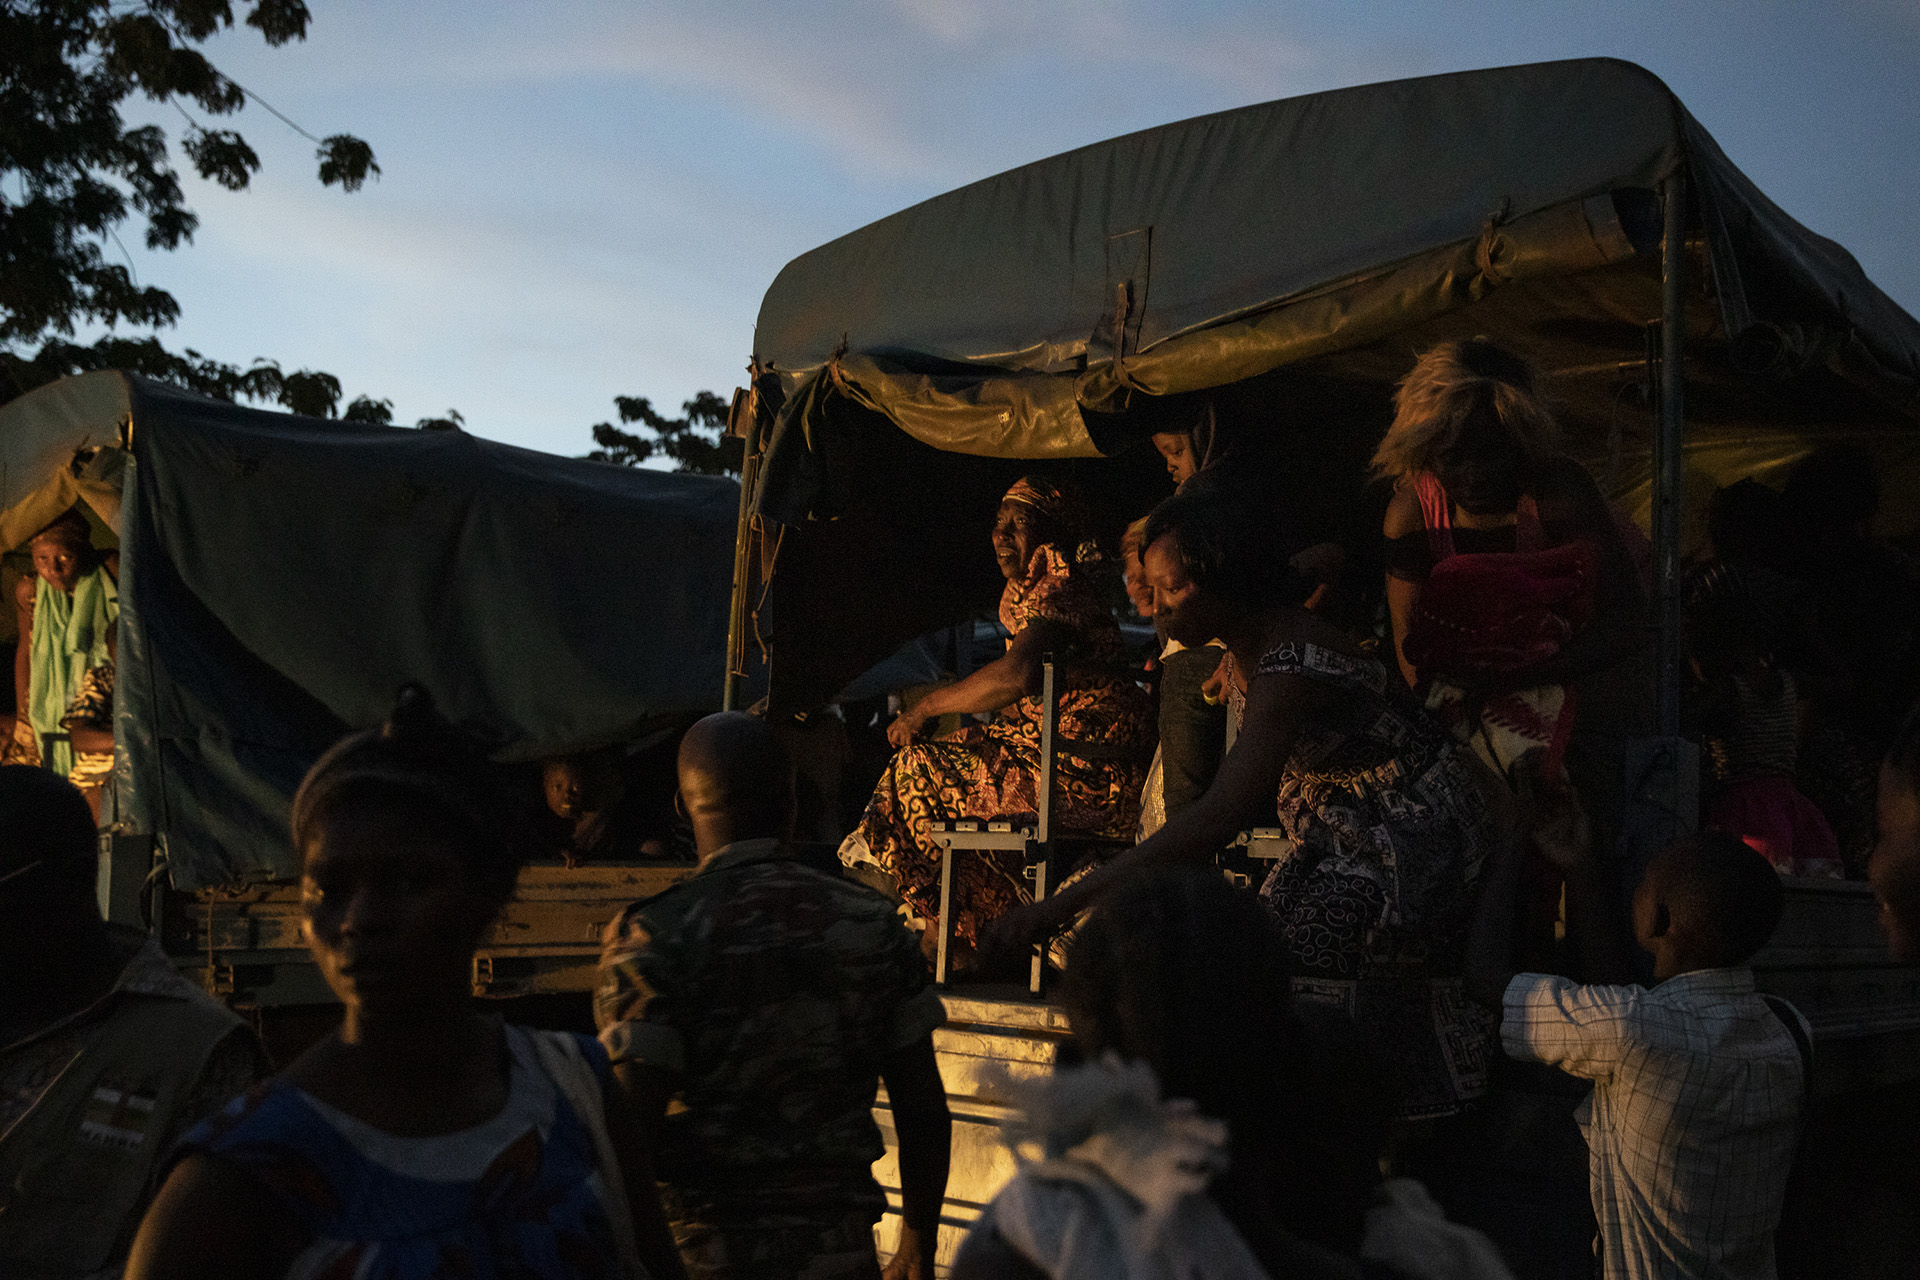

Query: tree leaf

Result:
[316,134,379,191]
[183,128,261,190]
[244,0,311,46]
[342,395,394,425]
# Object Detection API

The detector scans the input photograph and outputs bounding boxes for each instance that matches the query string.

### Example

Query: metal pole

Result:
[1654,172,1687,740]
[721,413,763,711]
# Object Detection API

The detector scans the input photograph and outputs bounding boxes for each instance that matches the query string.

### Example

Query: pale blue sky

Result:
[114,0,1920,456]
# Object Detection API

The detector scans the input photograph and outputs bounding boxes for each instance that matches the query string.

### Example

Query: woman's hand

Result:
[975,897,1071,972]
[1519,760,1592,873]
[887,705,932,749]
[1200,651,1230,706]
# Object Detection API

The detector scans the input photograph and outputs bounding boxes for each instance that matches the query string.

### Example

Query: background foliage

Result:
[0,0,382,417]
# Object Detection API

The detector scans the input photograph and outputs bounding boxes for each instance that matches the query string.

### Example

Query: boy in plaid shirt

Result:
[1467,784,1808,1280]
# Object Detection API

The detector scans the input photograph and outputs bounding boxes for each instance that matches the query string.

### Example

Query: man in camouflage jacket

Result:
[597,713,951,1280]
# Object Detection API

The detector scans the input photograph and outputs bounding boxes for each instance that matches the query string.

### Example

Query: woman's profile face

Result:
[300,800,495,1015]
[1144,533,1227,649]
[1152,432,1197,487]
[991,501,1046,581]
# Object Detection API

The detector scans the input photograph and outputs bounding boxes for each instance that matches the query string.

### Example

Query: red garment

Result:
[1709,776,1843,878]
[1403,476,1598,678]
[1403,473,1597,779]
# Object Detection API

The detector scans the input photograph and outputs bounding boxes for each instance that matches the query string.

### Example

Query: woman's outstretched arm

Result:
[980,670,1329,957]
[887,621,1070,747]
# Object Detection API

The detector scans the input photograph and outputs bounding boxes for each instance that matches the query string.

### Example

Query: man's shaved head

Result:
[677,712,790,855]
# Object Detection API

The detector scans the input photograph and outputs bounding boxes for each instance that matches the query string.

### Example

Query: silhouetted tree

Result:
[587,391,739,476]
[1,0,385,416]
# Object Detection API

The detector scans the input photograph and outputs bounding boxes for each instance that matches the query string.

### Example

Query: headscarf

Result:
[291,686,526,899]
[1002,476,1101,566]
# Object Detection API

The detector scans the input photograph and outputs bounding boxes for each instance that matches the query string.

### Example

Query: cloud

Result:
[226,0,1386,188]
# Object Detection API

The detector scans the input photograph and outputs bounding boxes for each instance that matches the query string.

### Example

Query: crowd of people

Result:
[2,337,1918,1280]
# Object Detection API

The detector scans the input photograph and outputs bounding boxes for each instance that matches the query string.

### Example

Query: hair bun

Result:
[381,683,438,744]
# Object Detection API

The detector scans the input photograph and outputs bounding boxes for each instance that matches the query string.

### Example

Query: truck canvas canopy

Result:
[0,371,738,890]
[744,57,1920,713]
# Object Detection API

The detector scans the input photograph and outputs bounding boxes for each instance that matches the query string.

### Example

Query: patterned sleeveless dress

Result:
[1253,641,1498,1120]
[169,1024,629,1279]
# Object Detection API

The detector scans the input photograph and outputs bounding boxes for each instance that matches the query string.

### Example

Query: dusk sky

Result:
[115,0,1920,457]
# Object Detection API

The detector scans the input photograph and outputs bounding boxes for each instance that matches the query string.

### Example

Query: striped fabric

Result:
[1707,672,1799,785]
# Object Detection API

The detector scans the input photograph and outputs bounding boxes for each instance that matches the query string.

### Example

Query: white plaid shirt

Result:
[1502,968,1806,1280]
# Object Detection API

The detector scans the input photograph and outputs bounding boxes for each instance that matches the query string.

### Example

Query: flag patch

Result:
[79,1086,157,1150]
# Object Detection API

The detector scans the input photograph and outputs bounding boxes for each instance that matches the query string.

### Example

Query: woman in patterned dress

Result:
[988,477,1502,1120]
[840,477,1153,964]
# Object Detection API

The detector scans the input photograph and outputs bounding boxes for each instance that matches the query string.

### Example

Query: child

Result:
[1466,794,1810,1280]
[1689,596,1841,877]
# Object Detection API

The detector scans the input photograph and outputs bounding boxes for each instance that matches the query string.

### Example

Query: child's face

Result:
[1870,764,1920,961]
[1151,432,1197,486]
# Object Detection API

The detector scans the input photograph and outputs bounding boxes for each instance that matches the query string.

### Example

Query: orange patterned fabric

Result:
[854,546,1151,955]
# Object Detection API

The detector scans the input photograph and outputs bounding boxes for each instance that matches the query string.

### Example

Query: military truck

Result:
[735,57,1920,1268]
[0,370,737,1011]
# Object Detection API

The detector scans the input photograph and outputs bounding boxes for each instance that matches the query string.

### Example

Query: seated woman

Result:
[7,509,118,787]
[129,687,682,1280]
[839,477,1153,964]
[989,480,1502,1122]
[1375,340,1644,783]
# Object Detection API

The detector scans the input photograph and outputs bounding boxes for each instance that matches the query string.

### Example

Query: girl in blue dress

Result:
[128,688,682,1280]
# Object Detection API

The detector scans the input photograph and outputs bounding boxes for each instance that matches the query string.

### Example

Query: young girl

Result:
[129,688,681,1280]
[1690,598,1841,878]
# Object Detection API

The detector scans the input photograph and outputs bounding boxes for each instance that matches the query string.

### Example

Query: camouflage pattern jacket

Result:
[595,838,945,1227]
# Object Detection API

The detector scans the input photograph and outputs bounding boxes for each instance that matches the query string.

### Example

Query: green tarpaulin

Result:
[0,372,738,889]
[743,57,1920,713]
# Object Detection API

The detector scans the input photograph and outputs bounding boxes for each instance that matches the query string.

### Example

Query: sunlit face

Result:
[300,800,495,1015]
[1870,763,1920,961]
[1144,533,1229,650]
[1121,543,1155,618]
[1152,432,1197,487]
[29,535,88,594]
[991,501,1046,581]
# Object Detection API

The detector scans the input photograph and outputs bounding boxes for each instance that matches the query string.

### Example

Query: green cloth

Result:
[27,565,116,778]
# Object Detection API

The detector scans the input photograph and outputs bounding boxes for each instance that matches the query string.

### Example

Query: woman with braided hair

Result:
[839,476,1153,968]
[130,687,682,1280]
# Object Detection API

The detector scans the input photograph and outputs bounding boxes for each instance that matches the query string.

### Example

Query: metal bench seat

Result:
[927,656,1145,994]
